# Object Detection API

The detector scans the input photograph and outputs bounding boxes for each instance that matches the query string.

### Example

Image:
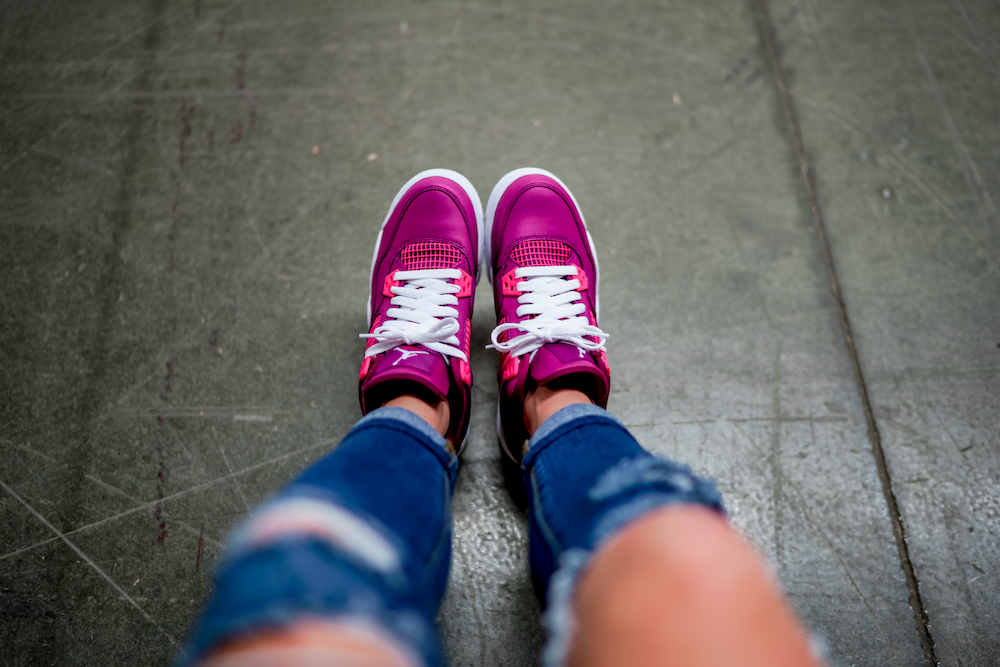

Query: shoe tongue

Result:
[528,343,599,385]
[368,346,451,401]
[400,241,462,270]
[510,239,572,266]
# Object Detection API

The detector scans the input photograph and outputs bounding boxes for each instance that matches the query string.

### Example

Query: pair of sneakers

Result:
[359,168,610,461]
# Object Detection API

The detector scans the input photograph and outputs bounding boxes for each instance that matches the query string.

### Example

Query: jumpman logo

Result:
[393,348,428,366]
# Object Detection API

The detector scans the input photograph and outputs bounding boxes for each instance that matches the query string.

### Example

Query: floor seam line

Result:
[752,1,938,664]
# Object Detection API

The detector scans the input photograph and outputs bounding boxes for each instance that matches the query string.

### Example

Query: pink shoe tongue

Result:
[528,343,600,386]
[367,346,451,402]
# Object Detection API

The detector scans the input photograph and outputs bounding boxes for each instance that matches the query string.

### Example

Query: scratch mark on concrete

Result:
[770,339,784,566]
[905,4,998,228]
[84,472,222,548]
[214,425,251,511]
[0,478,178,645]
[195,526,204,574]
[0,436,338,562]
[0,0,253,174]
[29,146,115,176]
[232,414,273,422]
[728,423,903,662]
[111,406,290,419]
[15,444,59,464]
[797,96,999,279]
[950,0,1000,84]
[756,0,937,659]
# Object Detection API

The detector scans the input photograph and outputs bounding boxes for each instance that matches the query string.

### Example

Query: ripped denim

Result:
[178,407,457,667]
[180,404,723,667]
[521,404,725,667]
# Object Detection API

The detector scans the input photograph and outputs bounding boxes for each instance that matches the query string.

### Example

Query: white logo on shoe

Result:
[393,348,428,366]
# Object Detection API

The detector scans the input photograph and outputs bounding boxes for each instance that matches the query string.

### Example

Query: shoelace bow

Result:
[487,265,609,358]
[361,269,467,361]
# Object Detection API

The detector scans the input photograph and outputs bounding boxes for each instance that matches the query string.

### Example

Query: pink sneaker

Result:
[359,169,484,451]
[485,168,610,462]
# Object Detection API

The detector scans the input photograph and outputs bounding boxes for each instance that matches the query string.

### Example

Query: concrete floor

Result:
[1,0,998,665]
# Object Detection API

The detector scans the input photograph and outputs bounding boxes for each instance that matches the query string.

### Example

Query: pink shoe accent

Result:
[401,241,462,270]
[385,268,473,297]
[460,317,473,386]
[365,316,382,350]
[596,350,610,375]
[501,354,520,380]
[510,238,571,266]
[455,269,474,297]
[382,272,402,297]
[486,169,609,463]
[362,170,483,450]
[501,267,522,296]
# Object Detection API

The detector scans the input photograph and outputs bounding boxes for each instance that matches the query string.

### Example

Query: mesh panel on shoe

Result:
[365,315,381,349]
[497,314,510,343]
[510,239,571,266]
[495,314,532,342]
[400,242,462,270]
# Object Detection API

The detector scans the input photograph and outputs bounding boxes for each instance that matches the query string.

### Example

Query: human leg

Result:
[182,405,457,667]
[486,168,820,666]
[181,170,484,666]
[522,399,820,667]
[569,505,820,667]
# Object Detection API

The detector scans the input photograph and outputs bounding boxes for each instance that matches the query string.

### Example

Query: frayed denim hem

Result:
[537,455,726,667]
[177,536,442,667]
[541,548,590,667]
[588,456,726,545]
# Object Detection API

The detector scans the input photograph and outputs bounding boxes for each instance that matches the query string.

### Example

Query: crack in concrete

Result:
[753,1,938,664]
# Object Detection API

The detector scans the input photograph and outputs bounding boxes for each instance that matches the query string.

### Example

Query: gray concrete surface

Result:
[1,1,997,666]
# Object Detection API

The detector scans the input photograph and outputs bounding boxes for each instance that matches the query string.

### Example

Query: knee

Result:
[578,505,768,625]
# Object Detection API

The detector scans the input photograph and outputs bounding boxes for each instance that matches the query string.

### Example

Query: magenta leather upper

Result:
[488,172,610,459]
[360,175,480,447]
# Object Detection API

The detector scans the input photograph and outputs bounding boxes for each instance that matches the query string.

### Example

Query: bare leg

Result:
[384,393,450,437]
[199,620,415,667]
[523,387,820,667]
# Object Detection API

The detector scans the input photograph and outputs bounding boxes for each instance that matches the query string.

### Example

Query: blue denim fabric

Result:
[523,404,725,600]
[182,404,725,667]
[179,407,457,667]
[521,404,725,666]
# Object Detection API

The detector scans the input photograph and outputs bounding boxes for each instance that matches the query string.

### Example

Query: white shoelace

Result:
[361,269,467,361]
[487,266,609,358]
